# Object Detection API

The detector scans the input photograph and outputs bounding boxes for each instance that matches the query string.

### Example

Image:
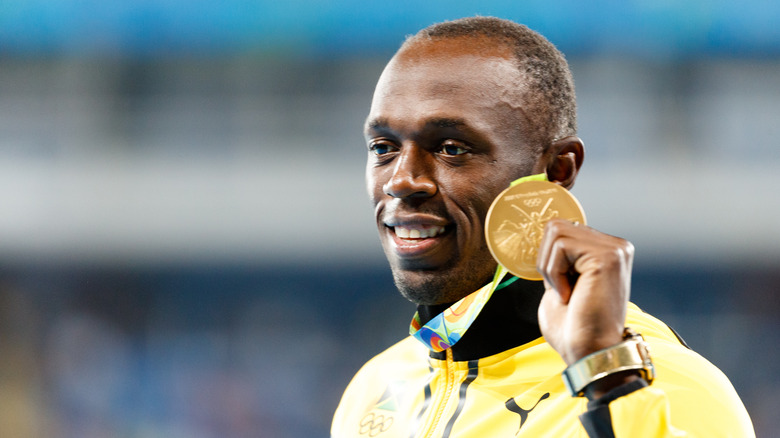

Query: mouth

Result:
[382,218,454,266]
[392,224,447,239]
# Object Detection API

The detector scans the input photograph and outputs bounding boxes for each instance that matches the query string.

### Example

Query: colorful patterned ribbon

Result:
[409,173,547,352]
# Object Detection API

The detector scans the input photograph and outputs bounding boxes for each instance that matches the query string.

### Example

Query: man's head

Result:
[365,17,584,305]
[402,17,577,149]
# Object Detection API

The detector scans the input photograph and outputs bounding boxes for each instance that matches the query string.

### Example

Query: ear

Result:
[545,136,584,189]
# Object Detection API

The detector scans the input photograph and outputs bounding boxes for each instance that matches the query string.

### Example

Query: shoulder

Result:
[627,304,729,384]
[343,337,432,393]
[334,338,428,405]
[626,304,753,430]
[332,337,432,436]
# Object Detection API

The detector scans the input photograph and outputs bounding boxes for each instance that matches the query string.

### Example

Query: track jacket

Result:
[332,278,754,437]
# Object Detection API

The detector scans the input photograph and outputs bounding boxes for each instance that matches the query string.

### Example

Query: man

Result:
[332,17,754,437]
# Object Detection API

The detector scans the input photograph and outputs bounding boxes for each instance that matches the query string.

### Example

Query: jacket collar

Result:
[417,278,545,361]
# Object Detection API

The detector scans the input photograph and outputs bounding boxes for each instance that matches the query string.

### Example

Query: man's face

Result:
[365,38,545,305]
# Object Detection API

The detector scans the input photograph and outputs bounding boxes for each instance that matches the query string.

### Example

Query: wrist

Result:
[563,332,624,366]
[582,369,641,400]
[561,327,654,397]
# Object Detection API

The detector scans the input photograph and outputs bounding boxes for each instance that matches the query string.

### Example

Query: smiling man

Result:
[332,17,754,437]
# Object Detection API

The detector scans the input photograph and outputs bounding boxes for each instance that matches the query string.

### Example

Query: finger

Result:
[538,219,628,268]
[536,219,581,271]
[535,218,561,275]
[541,235,579,303]
[536,219,580,301]
[537,281,565,338]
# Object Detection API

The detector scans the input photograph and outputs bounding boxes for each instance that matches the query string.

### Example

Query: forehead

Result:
[367,38,528,133]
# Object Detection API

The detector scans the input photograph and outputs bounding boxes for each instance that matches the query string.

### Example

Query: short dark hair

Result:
[402,16,577,149]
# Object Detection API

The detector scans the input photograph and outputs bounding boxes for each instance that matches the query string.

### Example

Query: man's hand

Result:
[536,218,635,367]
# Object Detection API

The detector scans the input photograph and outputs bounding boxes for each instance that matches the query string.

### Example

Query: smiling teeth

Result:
[394,226,446,239]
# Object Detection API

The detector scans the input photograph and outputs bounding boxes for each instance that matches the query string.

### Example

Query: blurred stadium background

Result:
[1,1,779,437]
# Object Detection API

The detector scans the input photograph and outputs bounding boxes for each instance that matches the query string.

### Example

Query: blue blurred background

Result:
[1,1,779,437]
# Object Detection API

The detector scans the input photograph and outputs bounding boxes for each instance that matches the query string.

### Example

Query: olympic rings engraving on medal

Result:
[523,197,542,207]
[359,412,394,437]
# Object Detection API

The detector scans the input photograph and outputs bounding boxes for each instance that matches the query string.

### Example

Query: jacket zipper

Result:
[419,349,457,438]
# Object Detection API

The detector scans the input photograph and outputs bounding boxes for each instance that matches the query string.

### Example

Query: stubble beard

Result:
[390,249,499,306]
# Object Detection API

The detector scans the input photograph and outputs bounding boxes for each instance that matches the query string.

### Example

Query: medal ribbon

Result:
[409,173,548,352]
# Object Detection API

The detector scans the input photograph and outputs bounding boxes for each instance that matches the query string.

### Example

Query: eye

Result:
[368,141,397,156]
[439,141,469,156]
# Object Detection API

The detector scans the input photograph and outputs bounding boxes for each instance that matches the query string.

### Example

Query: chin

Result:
[391,267,486,306]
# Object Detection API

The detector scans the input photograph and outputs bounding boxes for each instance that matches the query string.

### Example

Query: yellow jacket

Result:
[332,304,754,437]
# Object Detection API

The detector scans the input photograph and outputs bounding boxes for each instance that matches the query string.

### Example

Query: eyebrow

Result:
[365,117,468,132]
[365,117,389,132]
[430,117,466,129]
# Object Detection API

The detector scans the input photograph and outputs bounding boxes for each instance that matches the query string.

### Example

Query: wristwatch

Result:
[561,327,655,397]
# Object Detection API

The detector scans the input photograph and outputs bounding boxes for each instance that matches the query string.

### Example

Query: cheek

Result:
[451,187,496,234]
[365,165,382,204]
[444,171,504,221]
[458,180,509,237]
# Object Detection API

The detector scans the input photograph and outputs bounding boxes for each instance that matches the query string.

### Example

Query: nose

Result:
[383,146,437,199]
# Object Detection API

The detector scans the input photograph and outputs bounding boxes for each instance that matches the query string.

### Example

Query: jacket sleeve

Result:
[577,343,755,438]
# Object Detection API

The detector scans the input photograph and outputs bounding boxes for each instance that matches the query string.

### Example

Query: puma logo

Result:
[505,392,550,434]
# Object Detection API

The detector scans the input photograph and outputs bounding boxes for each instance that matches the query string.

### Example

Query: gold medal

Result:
[485,180,586,280]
